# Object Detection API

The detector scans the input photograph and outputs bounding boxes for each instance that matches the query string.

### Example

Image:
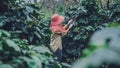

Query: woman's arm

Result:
[62,19,75,36]
[63,19,75,30]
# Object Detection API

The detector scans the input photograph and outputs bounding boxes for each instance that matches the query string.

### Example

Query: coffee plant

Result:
[0,0,120,68]
[0,0,61,68]
[73,27,120,68]
[62,0,120,63]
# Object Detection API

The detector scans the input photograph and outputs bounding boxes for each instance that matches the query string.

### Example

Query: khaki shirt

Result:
[50,33,63,52]
[49,21,70,52]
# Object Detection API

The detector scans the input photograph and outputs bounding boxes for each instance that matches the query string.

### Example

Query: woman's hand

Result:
[69,19,75,24]
[62,28,69,36]
[71,15,77,21]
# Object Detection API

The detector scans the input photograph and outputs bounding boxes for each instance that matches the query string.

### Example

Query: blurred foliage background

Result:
[0,0,120,68]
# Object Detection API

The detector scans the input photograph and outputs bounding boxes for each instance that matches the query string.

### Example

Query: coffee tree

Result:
[0,0,120,68]
[0,0,61,68]
[62,0,120,63]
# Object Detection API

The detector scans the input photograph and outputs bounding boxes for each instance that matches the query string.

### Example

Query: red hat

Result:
[50,14,66,33]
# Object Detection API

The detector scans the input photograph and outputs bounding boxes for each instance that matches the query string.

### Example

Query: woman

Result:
[50,14,75,61]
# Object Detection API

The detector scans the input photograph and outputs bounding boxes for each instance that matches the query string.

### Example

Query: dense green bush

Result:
[62,0,120,63]
[0,0,61,68]
[0,0,120,68]
[0,29,55,68]
[73,27,120,68]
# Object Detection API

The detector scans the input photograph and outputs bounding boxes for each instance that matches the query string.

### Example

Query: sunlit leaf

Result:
[0,64,13,68]
[1,30,11,37]
[31,55,42,68]
[5,39,21,52]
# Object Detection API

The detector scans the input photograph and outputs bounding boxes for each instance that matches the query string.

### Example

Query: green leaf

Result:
[1,30,11,37]
[52,62,62,68]
[31,55,42,68]
[34,32,41,39]
[0,31,2,37]
[108,22,120,27]
[61,63,71,68]
[85,26,94,31]
[32,46,52,54]
[0,21,4,27]
[18,57,37,68]
[0,64,13,68]
[38,54,49,65]
[73,34,81,40]
[27,15,32,21]
[0,41,3,51]
[5,39,21,52]
[26,6,34,13]
[82,49,92,57]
